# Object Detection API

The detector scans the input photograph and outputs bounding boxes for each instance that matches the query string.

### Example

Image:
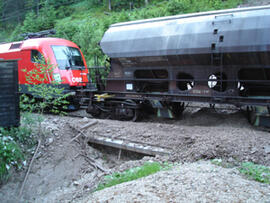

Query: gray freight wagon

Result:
[0,60,20,127]
[83,5,270,124]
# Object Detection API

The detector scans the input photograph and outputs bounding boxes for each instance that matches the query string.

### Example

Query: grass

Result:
[212,159,270,184]
[239,162,270,184]
[96,162,172,191]
[211,158,235,168]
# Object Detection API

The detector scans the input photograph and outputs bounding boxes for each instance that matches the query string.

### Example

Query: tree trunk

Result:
[36,0,39,16]
[108,0,111,11]
[145,0,149,5]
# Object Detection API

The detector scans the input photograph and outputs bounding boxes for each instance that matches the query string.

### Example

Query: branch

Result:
[19,139,41,198]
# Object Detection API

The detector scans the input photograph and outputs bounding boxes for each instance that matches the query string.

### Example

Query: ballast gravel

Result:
[82,161,270,203]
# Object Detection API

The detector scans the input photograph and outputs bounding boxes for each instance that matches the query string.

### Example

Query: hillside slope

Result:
[1,0,245,65]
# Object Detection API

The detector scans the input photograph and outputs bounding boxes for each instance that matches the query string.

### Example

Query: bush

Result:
[167,0,192,15]
[21,4,57,34]
[21,59,70,115]
[0,112,38,184]
[0,133,24,183]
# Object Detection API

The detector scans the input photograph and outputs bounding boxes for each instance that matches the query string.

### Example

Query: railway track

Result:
[68,103,242,121]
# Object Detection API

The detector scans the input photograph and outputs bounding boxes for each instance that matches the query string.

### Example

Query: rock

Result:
[52,118,59,124]
[82,117,89,122]
[46,137,54,145]
[45,125,59,132]
[250,148,257,154]
[143,133,151,138]
[228,157,234,163]
[264,145,270,154]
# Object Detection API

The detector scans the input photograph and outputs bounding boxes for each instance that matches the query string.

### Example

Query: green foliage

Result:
[21,59,70,115]
[239,162,270,184]
[211,158,235,168]
[0,133,24,183]
[9,25,24,42]
[167,0,191,15]
[0,112,39,184]
[85,0,104,8]
[22,4,57,34]
[167,0,243,15]
[110,0,145,11]
[56,5,75,19]
[97,162,170,191]
[20,94,36,112]
[22,11,39,33]
[211,159,270,184]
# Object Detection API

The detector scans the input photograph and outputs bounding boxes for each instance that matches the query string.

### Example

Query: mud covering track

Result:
[85,107,270,166]
[0,106,270,202]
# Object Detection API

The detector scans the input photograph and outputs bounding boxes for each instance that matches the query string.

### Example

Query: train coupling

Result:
[94,93,115,102]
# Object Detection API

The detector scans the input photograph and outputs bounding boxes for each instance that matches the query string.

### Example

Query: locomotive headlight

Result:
[126,83,133,91]
[53,73,62,83]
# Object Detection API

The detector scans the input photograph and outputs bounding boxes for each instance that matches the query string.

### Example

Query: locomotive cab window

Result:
[31,50,44,63]
[51,45,85,70]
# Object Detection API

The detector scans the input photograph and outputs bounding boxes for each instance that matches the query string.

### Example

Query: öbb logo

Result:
[72,77,82,83]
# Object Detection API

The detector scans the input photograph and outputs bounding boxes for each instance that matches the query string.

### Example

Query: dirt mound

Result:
[0,117,111,202]
[83,161,270,203]
[180,107,247,127]
[85,106,270,166]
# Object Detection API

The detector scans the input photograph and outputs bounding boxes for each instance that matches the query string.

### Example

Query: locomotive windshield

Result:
[51,45,85,70]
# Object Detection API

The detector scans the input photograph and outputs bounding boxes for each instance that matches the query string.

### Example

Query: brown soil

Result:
[1,105,270,202]
[0,116,139,202]
[93,107,270,166]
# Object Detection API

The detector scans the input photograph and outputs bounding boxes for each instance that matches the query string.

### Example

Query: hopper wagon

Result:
[85,5,270,123]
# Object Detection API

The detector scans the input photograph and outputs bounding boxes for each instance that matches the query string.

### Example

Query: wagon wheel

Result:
[170,102,185,118]
[87,103,110,119]
[122,100,140,122]
[246,106,256,125]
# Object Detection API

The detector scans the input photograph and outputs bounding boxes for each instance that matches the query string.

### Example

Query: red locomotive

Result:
[0,36,89,98]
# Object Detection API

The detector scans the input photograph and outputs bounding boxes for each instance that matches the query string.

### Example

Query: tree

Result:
[21,58,70,116]
[21,3,56,33]
[0,0,27,27]
[35,0,39,15]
